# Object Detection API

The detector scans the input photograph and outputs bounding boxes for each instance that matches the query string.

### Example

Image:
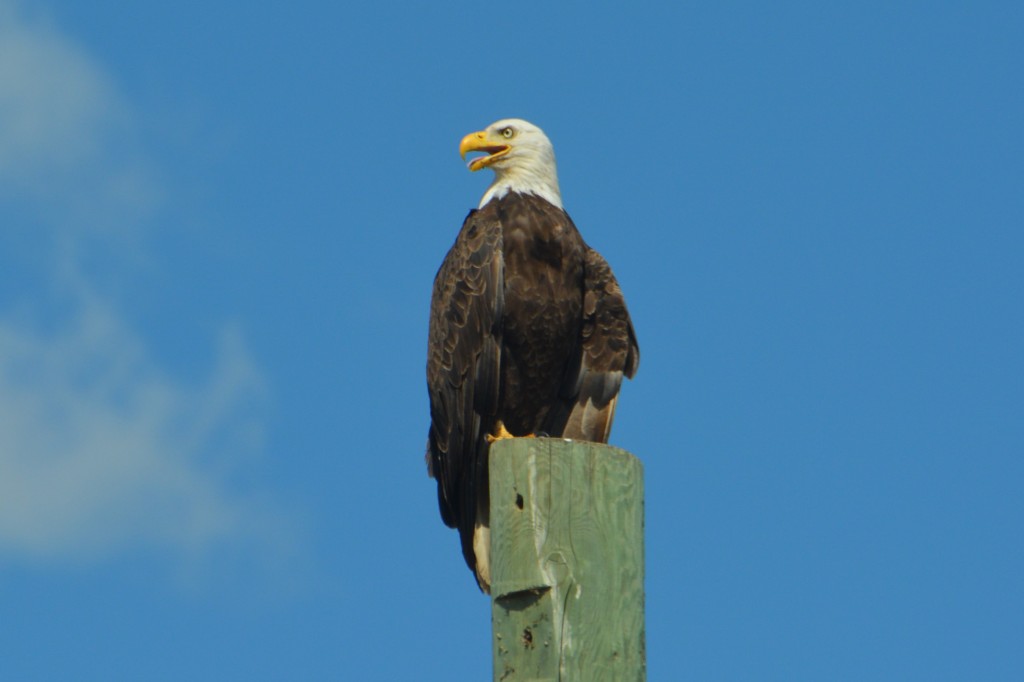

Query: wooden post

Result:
[489,438,645,681]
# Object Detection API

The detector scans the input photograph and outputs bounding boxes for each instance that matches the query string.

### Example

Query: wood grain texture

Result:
[490,438,645,681]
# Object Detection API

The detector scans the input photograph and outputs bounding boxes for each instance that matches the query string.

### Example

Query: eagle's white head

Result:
[459,118,563,209]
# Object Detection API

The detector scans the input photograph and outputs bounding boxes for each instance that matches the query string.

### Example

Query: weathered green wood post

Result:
[489,438,645,681]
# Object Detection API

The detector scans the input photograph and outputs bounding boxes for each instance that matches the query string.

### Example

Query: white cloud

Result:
[0,291,266,559]
[0,1,285,566]
[0,4,110,170]
[0,0,159,227]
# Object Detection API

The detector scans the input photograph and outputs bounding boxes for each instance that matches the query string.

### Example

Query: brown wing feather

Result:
[561,247,639,442]
[426,208,503,574]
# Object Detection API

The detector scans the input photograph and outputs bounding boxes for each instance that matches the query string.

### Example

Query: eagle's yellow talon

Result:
[486,422,516,443]
[485,423,539,443]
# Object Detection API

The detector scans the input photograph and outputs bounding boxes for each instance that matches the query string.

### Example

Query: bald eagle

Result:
[426,119,639,592]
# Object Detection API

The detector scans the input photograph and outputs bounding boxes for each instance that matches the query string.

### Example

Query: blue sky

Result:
[1,1,1021,679]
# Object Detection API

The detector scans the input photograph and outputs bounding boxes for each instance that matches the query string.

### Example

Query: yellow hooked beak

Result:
[459,130,510,172]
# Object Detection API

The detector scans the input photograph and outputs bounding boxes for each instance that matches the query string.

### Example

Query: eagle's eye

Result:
[500,127,515,139]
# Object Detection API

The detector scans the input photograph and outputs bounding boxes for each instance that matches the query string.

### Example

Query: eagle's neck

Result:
[480,159,563,210]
